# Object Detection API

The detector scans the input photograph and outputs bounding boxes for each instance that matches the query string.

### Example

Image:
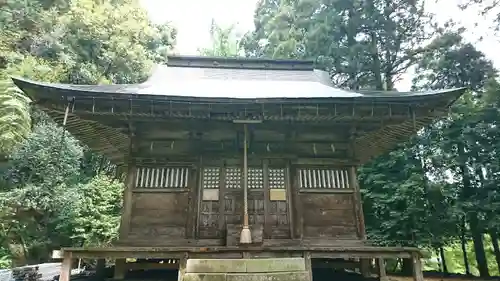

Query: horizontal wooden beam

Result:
[136,139,350,150]
[130,156,359,166]
[62,245,423,259]
[38,98,439,125]
[133,148,349,160]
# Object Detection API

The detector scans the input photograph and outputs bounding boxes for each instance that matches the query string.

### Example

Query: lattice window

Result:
[248,168,264,189]
[202,167,221,189]
[135,167,189,188]
[225,167,241,189]
[269,168,286,189]
[298,168,350,189]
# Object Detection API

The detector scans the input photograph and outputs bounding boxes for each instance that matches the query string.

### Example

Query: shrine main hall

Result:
[13,56,465,281]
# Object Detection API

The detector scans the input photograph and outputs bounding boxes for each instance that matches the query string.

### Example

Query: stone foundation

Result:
[181,258,310,281]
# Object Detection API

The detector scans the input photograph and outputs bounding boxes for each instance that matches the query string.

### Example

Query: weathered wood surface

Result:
[125,193,189,242]
[30,98,452,166]
[300,193,357,239]
[119,161,364,247]
[61,245,424,260]
[226,224,263,246]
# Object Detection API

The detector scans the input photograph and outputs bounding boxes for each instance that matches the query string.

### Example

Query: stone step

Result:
[183,271,310,281]
[185,258,306,273]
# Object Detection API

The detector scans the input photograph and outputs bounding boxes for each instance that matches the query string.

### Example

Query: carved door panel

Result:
[267,167,291,238]
[222,167,243,226]
[248,167,265,226]
[198,165,290,239]
[199,201,220,238]
[248,191,265,225]
[222,167,264,229]
[198,167,221,239]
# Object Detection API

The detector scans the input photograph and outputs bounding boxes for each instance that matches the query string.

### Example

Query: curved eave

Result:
[39,105,130,165]
[12,77,466,105]
[13,77,467,165]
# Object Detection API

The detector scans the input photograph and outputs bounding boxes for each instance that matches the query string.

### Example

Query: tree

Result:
[198,19,243,57]
[0,0,177,266]
[412,32,498,277]
[0,81,31,158]
[242,0,438,90]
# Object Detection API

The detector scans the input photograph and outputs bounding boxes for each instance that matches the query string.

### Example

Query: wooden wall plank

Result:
[299,192,358,239]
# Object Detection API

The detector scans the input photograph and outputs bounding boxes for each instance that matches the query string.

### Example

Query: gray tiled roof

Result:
[11,56,467,101]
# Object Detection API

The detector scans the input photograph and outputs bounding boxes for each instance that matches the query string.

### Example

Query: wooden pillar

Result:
[114,259,126,280]
[195,156,203,239]
[218,161,227,235]
[58,251,72,281]
[186,165,199,239]
[95,259,106,281]
[119,163,137,239]
[178,254,188,281]
[350,166,370,277]
[360,259,371,277]
[349,166,366,239]
[304,251,313,281]
[285,160,295,238]
[412,253,424,281]
[377,258,388,281]
[263,160,271,238]
[292,167,303,239]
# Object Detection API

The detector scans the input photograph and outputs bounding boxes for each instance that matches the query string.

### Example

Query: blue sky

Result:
[140,0,499,90]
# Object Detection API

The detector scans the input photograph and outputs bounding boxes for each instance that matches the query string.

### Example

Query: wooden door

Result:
[247,167,265,226]
[198,164,291,240]
[267,167,290,238]
[222,167,243,226]
[198,167,221,239]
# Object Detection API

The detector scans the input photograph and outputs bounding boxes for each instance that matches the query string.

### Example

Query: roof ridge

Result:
[166,55,315,71]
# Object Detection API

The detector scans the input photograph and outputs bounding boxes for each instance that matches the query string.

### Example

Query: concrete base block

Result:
[182,258,310,281]
[186,259,247,273]
[183,273,227,281]
[186,258,306,273]
[226,272,309,281]
[245,258,305,272]
[183,272,309,281]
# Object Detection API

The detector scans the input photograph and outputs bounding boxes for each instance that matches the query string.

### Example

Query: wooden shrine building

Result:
[13,56,466,281]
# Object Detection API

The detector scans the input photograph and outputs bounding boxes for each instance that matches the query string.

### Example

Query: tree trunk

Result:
[370,32,383,90]
[460,218,471,275]
[438,247,448,274]
[469,214,489,277]
[457,142,488,277]
[346,4,359,90]
[490,231,500,274]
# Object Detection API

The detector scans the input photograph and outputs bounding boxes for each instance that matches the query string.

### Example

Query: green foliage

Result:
[5,122,83,187]
[57,175,124,247]
[0,0,176,266]
[241,0,500,276]
[0,81,31,157]
[241,0,439,90]
[198,19,243,57]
